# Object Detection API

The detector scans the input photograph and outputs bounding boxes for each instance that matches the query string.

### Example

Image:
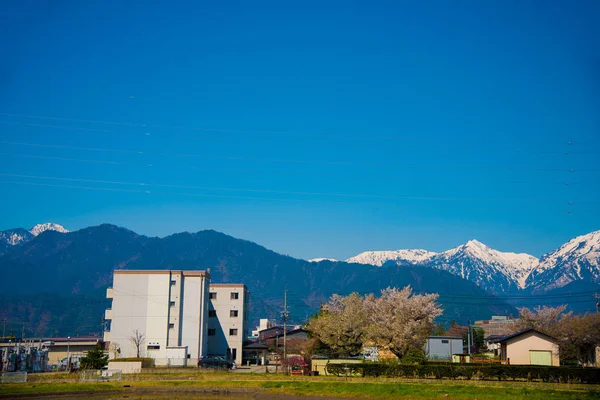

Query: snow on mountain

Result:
[29,223,69,236]
[342,240,539,293]
[346,249,436,266]
[308,258,338,263]
[0,228,33,247]
[430,240,539,292]
[525,230,600,291]
[0,223,69,252]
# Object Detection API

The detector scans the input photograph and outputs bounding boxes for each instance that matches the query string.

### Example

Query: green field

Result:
[1,372,599,399]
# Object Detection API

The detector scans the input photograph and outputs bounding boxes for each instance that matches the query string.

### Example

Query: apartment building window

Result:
[229,328,238,336]
[230,292,239,300]
[168,323,175,329]
[147,345,160,350]
[169,301,176,307]
[209,292,217,300]
[209,310,217,317]
[170,280,176,286]
[230,310,238,317]
[208,329,216,336]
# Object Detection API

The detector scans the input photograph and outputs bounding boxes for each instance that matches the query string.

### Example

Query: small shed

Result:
[243,342,268,365]
[424,336,464,360]
[498,328,559,366]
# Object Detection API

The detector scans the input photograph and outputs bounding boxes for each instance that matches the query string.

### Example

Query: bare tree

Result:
[129,329,145,358]
[109,342,121,359]
[510,305,571,335]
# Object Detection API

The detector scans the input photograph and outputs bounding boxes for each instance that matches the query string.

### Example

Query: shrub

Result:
[401,348,426,365]
[323,362,600,383]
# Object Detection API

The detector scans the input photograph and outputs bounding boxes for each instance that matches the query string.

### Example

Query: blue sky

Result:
[0,0,599,260]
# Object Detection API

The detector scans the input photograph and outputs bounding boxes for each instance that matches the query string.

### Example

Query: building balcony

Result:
[105,308,113,320]
[106,287,114,299]
[103,331,111,342]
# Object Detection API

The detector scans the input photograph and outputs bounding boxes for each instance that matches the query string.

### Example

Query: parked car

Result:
[198,356,236,370]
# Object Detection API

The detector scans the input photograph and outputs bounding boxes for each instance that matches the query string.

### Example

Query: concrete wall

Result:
[107,361,142,374]
[206,284,248,364]
[504,331,560,366]
[311,359,363,376]
[180,274,209,363]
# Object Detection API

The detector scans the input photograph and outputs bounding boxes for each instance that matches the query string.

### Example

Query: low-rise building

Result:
[498,328,560,366]
[474,316,515,338]
[424,336,464,360]
[0,337,102,367]
[251,319,276,338]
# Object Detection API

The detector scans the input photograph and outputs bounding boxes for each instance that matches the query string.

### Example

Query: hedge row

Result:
[325,362,600,383]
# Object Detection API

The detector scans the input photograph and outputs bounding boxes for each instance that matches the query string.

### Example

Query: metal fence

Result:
[80,369,122,382]
[1,372,28,383]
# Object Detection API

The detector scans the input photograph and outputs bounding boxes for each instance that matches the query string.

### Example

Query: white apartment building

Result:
[206,284,249,364]
[104,270,211,366]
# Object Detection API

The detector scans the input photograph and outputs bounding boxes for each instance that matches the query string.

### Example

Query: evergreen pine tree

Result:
[80,343,109,370]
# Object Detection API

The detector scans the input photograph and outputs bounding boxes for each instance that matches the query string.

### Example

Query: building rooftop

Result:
[114,269,209,277]
[210,283,247,288]
[426,336,463,340]
[496,328,556,343]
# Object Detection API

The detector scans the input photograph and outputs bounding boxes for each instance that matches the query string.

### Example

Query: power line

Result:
[0,173,592,205]
[1,153,592,187]
[1,144,595,171]
[0,180,592,213]
[4,112,599,146]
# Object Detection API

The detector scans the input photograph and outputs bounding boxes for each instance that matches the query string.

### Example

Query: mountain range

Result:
[0,223,519,338]
[0,223,69,254]
[0,223,598,338]
[311,231,600,295]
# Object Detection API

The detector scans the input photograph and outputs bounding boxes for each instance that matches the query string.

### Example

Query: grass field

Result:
[1,371,599,399]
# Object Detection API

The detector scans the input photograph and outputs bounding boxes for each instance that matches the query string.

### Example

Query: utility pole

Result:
[594,293,600,314]
[2,319,6,339]
[21,322,26,341]
[467,320,471,355]
[282,290,289,374]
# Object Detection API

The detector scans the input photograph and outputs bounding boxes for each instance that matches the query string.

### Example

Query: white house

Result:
[206,284,249,365]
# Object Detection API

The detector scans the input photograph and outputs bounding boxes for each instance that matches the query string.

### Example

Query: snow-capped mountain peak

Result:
[339,239,540,292]
[525,230,600,290]
[346,249,437,266]
[29,223,69,236]
[543,230,600,265]
[308,258,338,263]
[442,240,539,289]
[459,239,493,258]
